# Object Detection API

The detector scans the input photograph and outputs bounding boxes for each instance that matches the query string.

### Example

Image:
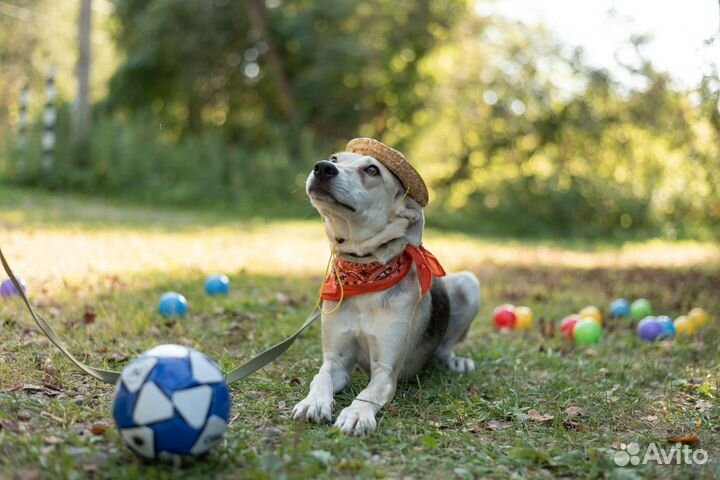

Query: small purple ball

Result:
[1,277,27,298]
[637,316,663,342]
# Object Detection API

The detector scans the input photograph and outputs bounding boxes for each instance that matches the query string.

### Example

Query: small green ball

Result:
[630,298,653,320]
[573,318,602,345]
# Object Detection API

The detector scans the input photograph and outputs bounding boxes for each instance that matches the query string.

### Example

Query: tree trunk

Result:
[245,0,296,120]
[74,0,92,166]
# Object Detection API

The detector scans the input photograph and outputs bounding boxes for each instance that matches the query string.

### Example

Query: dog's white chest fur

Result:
[321,269,423,375]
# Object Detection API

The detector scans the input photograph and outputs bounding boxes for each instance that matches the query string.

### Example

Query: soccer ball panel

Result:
[190,415,227,455]
[209,382,232,422]
[132,382,174,425]
[146,344,189,358]
[121,356,157,393]
[189,351,224,383]
[172,385,212,429]
[120,426,155,460]
[112,382,138,429]
[147,357,196,396]
[152,415,202,455]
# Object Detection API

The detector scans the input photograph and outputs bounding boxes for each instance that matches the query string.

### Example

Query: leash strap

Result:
[0,247,319,386]
[224,308,319,384]
[0,248,121,384]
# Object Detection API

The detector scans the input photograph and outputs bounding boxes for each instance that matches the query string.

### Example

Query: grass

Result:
[0,186,718,479]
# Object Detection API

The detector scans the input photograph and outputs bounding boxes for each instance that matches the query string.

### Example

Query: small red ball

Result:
[493,304,517,329]
[560,314,580,340]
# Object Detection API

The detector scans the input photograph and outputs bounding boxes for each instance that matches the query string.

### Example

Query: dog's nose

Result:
[313,161,338,179]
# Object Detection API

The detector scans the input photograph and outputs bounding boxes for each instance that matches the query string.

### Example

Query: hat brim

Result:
[345,138,429,207]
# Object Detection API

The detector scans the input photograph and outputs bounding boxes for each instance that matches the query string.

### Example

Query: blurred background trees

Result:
[0,0,718,238]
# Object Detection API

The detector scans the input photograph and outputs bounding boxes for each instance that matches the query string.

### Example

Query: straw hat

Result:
[346,138,429,207]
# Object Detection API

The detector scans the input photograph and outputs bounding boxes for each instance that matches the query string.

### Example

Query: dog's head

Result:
[306,151,424,263]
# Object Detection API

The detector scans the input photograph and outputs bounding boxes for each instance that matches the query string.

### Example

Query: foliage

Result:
[2,110,313,214]
[408,17,720,237]
[107,0,467,147]
[0,0,719,238]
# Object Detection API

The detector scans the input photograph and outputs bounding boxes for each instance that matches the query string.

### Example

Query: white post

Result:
[42,67,57,170]
[18,84,29,150]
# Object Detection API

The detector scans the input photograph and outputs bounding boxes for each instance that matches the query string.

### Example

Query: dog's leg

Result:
[334,361,399,436]
[435,272,480,373]
[292,318,356,424]
[334,316,411,436]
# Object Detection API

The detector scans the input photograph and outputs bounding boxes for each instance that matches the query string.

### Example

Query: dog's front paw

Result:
[292,395,333,423]
[334,404,377,436]
[445,355,475,373]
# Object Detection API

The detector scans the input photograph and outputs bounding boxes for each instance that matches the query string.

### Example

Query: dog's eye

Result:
[365,165,380,176]
[329,155,338,163]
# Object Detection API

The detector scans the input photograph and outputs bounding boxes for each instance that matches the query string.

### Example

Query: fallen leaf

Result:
[83,308,96,325]
[564,406,586,418]
[43,359,57,377]
[467,424,484,434]
[107,352,128,362]
[16,469,41,480]
[90,424,107,435]
[21,384,45,392]
[695,400,713,412]
[275,292,296,306]
[43,435,63,445]
[467,384,482,397]
[642,415,658,423]
[527,409,554,422]
[487,420,512,431]
[562,420,587,432]
[666,433,699,445]
[0,419,21,432]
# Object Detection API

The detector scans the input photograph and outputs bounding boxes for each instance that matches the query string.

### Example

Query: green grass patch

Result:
[0,188,718,478]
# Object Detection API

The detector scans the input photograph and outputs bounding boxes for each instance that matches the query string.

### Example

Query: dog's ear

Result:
[396,196,424,246]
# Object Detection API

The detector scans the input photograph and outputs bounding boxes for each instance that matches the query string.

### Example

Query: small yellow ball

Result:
[578,306,602,325]
[514,306,533,330]
[688,308,709,328]
[674,315,696,335]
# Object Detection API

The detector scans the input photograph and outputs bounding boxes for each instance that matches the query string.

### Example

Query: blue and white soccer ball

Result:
[112,344,231,460]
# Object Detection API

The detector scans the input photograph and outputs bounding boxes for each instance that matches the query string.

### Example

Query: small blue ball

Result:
[610,298,631,317]
[656,315,675,340]
[204,274,230,296]
[158,292,188,318]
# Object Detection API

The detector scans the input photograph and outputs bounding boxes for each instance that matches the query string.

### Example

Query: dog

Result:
[292,139,480,436]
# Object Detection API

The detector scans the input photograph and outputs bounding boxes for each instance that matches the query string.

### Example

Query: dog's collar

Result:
[334,237,402,260]
[320,244,445,301]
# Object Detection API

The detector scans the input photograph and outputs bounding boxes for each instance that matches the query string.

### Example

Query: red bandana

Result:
[320,244,446,301]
